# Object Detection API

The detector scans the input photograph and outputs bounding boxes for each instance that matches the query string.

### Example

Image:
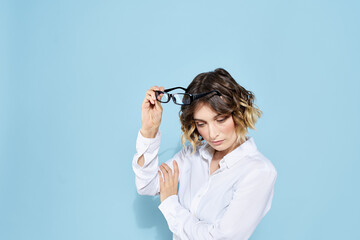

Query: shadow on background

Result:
[133,193,172,240]
[132,144,183,239]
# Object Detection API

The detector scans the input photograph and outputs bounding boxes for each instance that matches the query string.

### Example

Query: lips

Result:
[211,140,224,146]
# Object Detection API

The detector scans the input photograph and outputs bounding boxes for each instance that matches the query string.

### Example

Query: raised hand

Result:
[158,160,179,202]
[140,86,164,138]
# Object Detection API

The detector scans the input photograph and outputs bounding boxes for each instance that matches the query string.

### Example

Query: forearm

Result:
[136,128,159,167]
[159,196,213,239]
[137,154,145,167]
[158,169,277,240]
[132,130,161,195]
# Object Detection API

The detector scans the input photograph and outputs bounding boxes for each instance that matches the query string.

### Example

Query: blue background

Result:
[1,0,359,239]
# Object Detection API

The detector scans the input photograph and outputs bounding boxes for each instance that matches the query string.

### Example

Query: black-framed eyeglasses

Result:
[154,87,221,105]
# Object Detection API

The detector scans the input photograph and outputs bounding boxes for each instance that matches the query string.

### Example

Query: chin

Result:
[211,144,228,152]
[209,139,238,153]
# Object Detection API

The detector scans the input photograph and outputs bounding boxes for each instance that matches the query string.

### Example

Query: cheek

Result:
[222,119,236,135]
[197,128,208,139]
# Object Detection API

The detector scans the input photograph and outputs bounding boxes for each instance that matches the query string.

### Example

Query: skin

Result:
[193,103,241,174]
[138,86,241,202]
[138,85,178,202]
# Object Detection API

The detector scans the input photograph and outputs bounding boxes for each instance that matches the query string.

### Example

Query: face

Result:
[193,103,239,155]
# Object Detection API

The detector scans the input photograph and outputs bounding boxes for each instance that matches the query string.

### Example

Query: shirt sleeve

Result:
[132,130,162,196]
[132,130,187,196]
[158,168,277,240]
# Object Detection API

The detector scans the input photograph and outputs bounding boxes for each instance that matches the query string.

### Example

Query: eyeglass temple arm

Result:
[164,87,188,93]
[192,90,221,101]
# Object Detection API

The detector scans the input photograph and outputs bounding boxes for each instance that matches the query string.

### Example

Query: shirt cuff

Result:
[158,195,182,232]
[136,130,161,155]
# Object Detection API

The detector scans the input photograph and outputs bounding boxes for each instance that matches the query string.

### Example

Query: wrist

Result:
[140,128,159,138]
[161,193,177,203]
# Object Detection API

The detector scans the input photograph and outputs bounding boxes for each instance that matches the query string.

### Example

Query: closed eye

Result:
[216,115,229,123]
[195,122,205,127]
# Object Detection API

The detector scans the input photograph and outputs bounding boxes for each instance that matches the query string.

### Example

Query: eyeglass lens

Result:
[155,91,191,105]
[173,93,191,105]
[156,91,168,102]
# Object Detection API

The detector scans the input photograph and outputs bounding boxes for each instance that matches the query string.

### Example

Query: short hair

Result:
[179,68,262,152]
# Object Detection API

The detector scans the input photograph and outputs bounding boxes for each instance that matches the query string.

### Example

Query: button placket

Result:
[190,177,211,216]
[191,160,227,212]
[190,148,217,216]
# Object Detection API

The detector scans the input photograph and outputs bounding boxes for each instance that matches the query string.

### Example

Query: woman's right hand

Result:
[140,86,165,138]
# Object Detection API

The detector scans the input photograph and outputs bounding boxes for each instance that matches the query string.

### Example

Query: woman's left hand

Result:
[158,160,179,203]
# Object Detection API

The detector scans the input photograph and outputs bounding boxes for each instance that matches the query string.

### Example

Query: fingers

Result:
[154,96,163,111]
[158,170,164,187]
[150,86,161,91]
[160,163,173,185]
[156,87,165,101]
[158,162,179,203]
[173,160,179,182]
[144,86,164,106]
[145,89,157,105]
[161,163,172,175]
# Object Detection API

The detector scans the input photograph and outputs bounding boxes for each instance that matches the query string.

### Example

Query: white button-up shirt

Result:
[132,130,277,240]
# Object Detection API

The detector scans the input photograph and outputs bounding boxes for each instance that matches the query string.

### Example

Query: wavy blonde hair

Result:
[179,68,262,152]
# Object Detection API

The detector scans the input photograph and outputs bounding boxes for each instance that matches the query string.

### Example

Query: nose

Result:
[208,123,219,140]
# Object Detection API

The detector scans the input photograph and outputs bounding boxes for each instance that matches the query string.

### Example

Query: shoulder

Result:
[233,146,277,186]
[247,151,277,175]
[233,151,277,190]
[242,137,276,173]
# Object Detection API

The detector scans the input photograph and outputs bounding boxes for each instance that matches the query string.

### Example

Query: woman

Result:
[132,68,277,240]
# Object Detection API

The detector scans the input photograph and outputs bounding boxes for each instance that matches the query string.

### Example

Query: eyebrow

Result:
[193,113,223,122]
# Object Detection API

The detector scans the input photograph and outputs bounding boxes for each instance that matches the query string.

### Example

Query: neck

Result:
[214,139,243,160]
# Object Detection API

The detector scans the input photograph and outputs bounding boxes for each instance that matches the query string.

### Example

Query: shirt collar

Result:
[199,143,215,162]
[199,137,258,168]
